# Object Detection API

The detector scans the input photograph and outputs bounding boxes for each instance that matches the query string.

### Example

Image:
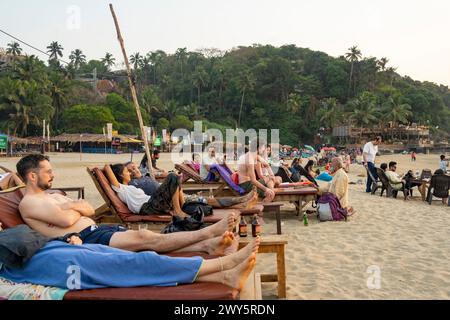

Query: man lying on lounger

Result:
[237,139,275,202]
[0,224,260,291]
[16,154,239,255]
[123,162,258,213]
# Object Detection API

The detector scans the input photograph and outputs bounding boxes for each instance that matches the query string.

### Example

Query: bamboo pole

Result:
[109,4,154,178]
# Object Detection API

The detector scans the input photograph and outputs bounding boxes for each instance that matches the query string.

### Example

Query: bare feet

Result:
[206,231,235,255]
[222,253,257,290]
[223,234,240,256]
[207,212,236,237]
[221,236,260,270]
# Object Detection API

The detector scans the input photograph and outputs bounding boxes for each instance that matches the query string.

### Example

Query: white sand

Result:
[1,152,449,299]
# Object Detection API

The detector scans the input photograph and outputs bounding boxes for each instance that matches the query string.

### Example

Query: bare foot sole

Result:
[222,236,260,269]
[223,234,240,256]
[208,231,235,255]
[223,253,257,291]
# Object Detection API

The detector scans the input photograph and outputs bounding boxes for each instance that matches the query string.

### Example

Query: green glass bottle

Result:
[303,213,309,226]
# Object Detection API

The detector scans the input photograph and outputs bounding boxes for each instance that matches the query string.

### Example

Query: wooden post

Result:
[109,4,154,178]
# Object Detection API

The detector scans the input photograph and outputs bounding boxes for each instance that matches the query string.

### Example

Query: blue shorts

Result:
[79,225,128,245]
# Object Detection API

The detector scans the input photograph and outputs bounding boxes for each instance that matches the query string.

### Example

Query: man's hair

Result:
[380,163,388,171]
[16,154,50,182]
[434,169,444,175]
[111,164,125,184]
[441,155,445,160]
[388,161,397,168]
[124,161,133,167]
[332,157,343,168]
[153,149,160,156]
[374,136,382,142]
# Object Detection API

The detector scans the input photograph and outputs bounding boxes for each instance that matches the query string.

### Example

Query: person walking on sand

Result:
[363,136,382,193]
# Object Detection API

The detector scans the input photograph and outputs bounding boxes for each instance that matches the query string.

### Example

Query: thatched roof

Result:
[51,133,143,144]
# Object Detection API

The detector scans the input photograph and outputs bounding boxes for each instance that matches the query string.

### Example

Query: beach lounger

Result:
[0,188,255,300]
[210,164,318,216]
[86,167,257,228]
[174,163,228,194]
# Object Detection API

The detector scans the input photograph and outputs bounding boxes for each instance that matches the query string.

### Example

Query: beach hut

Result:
[50,133,143,154]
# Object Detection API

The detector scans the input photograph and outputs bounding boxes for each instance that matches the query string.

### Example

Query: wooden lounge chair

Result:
[86,167,258,229]
[174,163,228,195]
[0,188,257,300]
[208,165,317,231]
[426,173,450,205]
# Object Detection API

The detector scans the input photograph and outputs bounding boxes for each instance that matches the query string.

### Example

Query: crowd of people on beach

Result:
[1,136,448,299]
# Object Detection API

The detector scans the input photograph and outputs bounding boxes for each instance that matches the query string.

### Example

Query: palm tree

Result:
[382,97,412,140]
[46,41,64,60]
[378,57,389,71]
[130,52,143,71]
[348,92,379,139]
[48,72,75,130]
[345,46,362,96]
[69,49,86,69]
[0,78,52,136]
[101,53,116,70]
[192,66,208,107]
[6,42,22,56]
[175,47,188,76]
[14,55,47,83]
[237,70,256,128]
[385,67,397,86]
[287,93,303,113]
[319,97,343,129]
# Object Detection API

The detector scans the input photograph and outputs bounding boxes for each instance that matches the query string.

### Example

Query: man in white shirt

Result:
[363,136,382,193]
[200,147,220,181]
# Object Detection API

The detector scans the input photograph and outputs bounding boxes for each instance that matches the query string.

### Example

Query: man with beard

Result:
[16,154,237,255]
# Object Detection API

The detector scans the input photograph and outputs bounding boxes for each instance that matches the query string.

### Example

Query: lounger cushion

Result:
[64,251,238,300]
[64,283,237,300]
[0,188,26,229]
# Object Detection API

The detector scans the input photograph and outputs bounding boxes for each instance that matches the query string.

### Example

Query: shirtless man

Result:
[17,154,238,255]
[237,139,276,202]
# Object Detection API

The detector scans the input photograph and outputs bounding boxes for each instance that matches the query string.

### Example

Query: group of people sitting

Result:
[190,139,353,213]
[371,158,449,205]
[0,154,261,293]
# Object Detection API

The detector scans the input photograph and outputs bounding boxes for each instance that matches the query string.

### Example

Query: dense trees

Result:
[1,42,449,145]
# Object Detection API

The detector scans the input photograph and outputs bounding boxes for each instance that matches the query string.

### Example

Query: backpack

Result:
[161,207,207,234]
[182,201,213,216]
[316,192,348,222]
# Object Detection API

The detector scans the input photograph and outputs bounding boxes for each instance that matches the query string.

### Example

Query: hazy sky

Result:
[1,0,449,86]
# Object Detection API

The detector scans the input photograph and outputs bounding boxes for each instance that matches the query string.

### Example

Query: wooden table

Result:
[239,238,288,299]
[274,187,317,217]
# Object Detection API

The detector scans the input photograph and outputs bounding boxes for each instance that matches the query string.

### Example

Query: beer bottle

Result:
[239,216,248,237]
[303,213,309,226]
[251,214,261,237]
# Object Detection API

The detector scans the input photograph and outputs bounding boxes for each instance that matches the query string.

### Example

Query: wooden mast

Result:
[109,4,154,177]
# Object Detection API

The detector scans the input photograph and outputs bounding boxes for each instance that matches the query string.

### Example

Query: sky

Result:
[1,0,449,86]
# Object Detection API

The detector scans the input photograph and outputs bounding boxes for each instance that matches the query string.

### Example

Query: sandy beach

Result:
[1,152,449,300]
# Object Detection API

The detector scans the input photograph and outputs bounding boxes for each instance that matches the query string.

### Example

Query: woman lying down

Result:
[0,224,259,291]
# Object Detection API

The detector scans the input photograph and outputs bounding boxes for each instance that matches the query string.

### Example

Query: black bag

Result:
[161,207,208,234]
[182,201,213,216]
